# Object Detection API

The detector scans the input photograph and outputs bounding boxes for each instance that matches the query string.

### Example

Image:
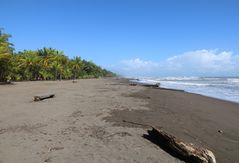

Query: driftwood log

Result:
[141,83,160,88]
[147,127,216,163]
[129,82,160,88]
[34,94,55,101]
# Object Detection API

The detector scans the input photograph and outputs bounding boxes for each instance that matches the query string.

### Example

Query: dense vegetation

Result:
[0,29,115,82]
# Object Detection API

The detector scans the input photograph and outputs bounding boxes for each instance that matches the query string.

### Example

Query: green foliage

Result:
[0,29,116,82]
[0,29,14,81]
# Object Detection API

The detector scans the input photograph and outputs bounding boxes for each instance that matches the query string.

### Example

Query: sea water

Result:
[131,77,239,103]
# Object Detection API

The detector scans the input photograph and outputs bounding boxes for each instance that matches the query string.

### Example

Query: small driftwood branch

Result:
[147,127,216,163]
[34,94,55,101]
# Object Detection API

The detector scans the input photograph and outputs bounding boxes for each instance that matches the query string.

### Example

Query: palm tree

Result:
[1,29,116,81]
[0,30,13,81]
[37,47,68,80]
[18,50,40,80]
[71,56,82,79]
[63,67,73,80]
[37,48,56,71]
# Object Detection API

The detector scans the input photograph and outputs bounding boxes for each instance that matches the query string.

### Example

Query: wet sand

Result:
[1,78,239,163]
[105,80,239,163]
[0,79,182,163]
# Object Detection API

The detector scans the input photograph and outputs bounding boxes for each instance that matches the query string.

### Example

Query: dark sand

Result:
[0,79,183,163]
[104,81,239,163]
[1,78,238,163]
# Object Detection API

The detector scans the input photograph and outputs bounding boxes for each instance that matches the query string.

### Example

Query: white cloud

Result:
[164,50,239,75]
[110,50,239,77]
[120,58,158,71]
[109,58,160,76]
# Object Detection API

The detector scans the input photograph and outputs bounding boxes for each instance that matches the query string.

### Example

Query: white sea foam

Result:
[227,78,239,85]
[134,77,239,103]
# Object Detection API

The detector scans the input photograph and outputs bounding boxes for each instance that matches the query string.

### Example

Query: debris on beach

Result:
[129,83,137,86]
[48,146,64,152]
[33,93,55,101]
[217,130,223,134]
[122,120,216,163]
[144,127,216,163]
[0,80,14,85]
[129,82,160,88]
[43,157,51,163]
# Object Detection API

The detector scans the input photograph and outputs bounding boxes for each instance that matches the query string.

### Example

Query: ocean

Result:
[131,77,239,103]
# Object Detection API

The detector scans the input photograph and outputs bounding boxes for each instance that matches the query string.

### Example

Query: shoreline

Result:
[129,77,239,104]
[159,87,239,105]
[105,78,239,163]
[0,78,239,163]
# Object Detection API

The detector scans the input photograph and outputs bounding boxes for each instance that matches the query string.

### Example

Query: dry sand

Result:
[0,79,182,163]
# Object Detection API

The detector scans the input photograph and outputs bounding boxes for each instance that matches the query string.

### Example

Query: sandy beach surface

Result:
[0,78,239,163]
[0,79,182,163]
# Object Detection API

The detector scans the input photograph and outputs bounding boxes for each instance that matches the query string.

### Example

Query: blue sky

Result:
[1,0,239,76]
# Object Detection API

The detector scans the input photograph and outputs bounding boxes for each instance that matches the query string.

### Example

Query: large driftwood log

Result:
[147,127,216,163]
[129,82,160,88]
[141,83,160,88]
[34,94,55,101]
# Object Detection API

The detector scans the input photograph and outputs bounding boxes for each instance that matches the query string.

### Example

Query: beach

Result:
[0,78,239,163]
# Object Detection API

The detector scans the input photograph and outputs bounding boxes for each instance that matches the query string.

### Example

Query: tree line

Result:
[0,29,116,82]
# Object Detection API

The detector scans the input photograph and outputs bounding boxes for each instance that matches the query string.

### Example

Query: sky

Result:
[1,0,239,77]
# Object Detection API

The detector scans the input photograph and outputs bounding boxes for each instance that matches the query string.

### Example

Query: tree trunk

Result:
[55,70,57,80]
